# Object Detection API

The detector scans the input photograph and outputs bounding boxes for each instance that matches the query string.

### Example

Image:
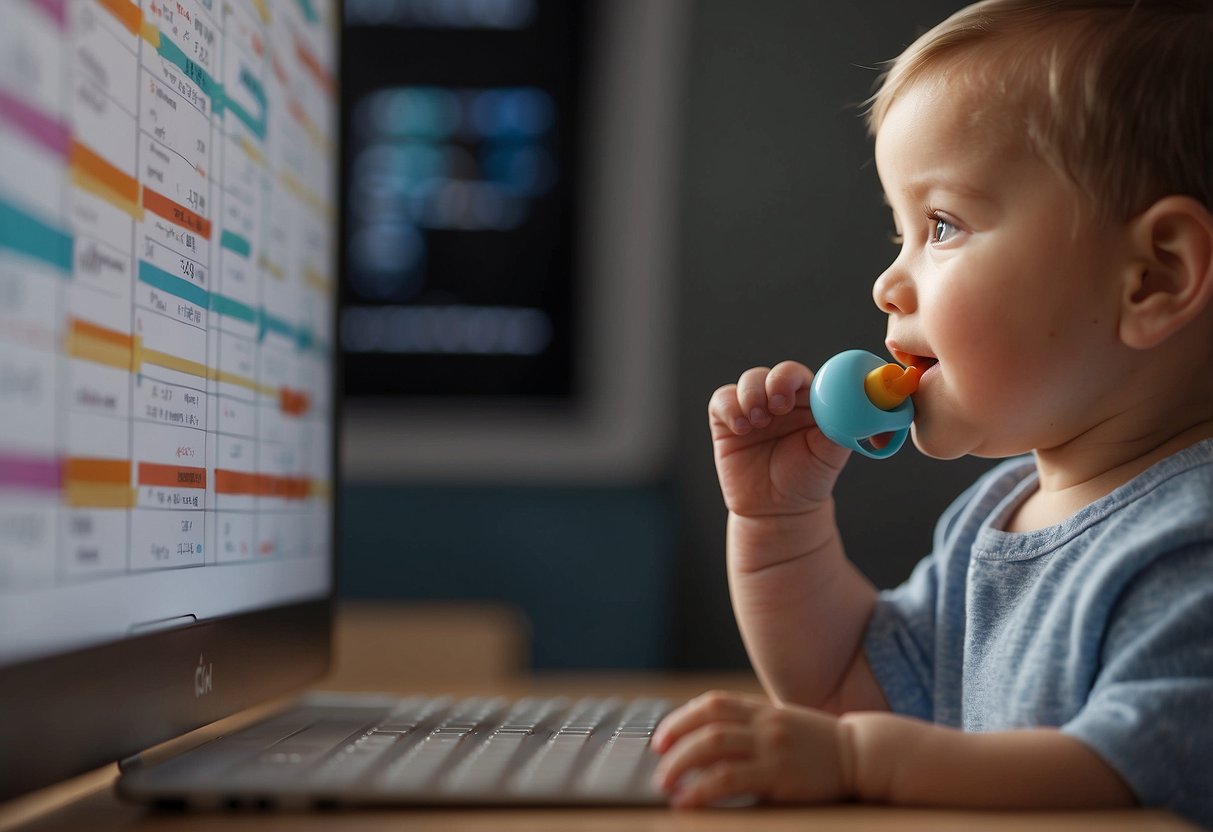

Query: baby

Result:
[651,0,1213,825]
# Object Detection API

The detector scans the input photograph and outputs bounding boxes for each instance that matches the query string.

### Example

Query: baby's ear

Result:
[1118,195,1213,349]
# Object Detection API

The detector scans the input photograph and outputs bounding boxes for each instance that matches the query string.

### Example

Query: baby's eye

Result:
[929,214,959,244]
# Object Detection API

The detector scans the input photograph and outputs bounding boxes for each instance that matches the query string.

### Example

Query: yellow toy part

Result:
[863,363,922,411]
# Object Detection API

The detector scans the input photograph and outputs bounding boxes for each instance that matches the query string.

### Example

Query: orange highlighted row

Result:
[98,0,141,35]
[214,469,312,500]
[295,38,335,96]
[142,186,211,239]
[68,144,209,235]
[64,457,134,508]
[60,457,322,507]
[278,387,311,416]
[138,462,207,489]
[69,139,141,217]
[65,457,130,484]
[64,460,315,492]
[69,142,213,230]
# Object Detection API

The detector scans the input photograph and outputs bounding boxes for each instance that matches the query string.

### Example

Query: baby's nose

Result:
[872,261,916,315]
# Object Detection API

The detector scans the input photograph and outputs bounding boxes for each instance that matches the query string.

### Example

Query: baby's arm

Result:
[842,712,1135,810]
[709,362,887,712]
[653,694,1134,810]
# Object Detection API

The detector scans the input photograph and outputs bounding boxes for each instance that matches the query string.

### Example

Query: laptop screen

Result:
[0,0,337,671]
[1,0,337,664]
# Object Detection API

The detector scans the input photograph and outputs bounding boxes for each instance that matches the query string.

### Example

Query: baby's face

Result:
[872,78,1129,460]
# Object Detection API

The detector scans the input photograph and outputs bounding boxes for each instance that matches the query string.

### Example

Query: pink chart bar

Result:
[32,0,68,29]
[0,88,70,159]
[0,453,62,493]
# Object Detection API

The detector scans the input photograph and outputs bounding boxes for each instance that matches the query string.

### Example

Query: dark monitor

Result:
[339,0,687,482]
[340,0,590,400]
[0,0,338,799]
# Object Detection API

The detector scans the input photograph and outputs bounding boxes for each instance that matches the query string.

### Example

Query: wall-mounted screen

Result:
[341,0,590,399]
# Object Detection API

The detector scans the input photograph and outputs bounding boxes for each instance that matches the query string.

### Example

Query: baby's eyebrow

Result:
[897,175,995,204]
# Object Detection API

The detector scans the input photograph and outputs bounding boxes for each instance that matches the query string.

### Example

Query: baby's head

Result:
[866,0,1213,461]
[868,0,1213,228]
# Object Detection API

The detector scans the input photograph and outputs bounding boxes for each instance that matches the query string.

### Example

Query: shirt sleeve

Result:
[1060,544,1213,828]
[864,554,939,721]
[862,472,992,722]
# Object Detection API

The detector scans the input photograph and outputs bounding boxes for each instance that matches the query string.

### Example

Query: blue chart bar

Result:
[220,229,252,258]
[137,259,209,307]
[0,197,73,274]
[259,311,296,342]
[211,293,258,324]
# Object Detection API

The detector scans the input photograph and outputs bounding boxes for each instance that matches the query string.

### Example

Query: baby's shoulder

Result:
[1099,441,1213,544]
[1080,444,1213,610]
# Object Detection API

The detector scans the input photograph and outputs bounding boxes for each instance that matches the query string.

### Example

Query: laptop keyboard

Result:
[122,693,674,807]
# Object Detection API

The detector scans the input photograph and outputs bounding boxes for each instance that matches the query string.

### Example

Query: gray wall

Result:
[671,0,993,668]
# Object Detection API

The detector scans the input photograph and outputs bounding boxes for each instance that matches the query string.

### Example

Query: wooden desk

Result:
[0,605,1199,831]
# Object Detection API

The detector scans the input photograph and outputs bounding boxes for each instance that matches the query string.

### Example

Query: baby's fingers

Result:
[652,723,754,794]
[708,363,815,438]
[708,369,777,436]
[735,366,774,429]
[652,690,764,752]
[668,761,763,809]
[765,361,814,416]
[708,383,751,436]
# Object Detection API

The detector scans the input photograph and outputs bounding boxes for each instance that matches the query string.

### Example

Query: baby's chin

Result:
[912,424,955,463]
[910,423,1032,461]
[909,422,980,461]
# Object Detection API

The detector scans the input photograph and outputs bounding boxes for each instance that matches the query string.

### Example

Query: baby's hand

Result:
[650,690,851,809]
[709,362,850,517]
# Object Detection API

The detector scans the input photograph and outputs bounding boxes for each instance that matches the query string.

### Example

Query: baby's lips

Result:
[889,346,935,372]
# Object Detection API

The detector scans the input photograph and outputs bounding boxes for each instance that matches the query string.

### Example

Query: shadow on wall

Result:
[339,482,676,670]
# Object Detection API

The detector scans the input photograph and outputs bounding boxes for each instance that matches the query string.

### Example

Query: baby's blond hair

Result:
[867,0,1213,226]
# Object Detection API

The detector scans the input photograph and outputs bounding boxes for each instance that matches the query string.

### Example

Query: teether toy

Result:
[809,349,920,459]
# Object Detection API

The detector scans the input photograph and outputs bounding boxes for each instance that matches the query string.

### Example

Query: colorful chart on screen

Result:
[0,0,337,665]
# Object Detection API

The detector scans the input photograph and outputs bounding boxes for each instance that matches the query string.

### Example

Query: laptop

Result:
[0,0,673,810]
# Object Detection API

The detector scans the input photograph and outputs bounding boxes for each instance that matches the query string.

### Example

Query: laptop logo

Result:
[194,654,213,698]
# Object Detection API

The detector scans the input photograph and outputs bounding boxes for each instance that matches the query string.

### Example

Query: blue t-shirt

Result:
[864,439,1213,826]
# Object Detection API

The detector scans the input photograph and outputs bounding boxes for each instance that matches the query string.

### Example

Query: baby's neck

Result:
[1008,417,1213,533]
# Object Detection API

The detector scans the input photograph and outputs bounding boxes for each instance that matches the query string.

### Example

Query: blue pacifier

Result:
[809,349,921,459]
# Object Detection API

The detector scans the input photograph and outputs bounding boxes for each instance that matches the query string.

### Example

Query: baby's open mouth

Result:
[890,348,938,374]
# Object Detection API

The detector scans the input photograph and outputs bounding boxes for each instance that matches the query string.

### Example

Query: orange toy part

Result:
[863,363,922,410]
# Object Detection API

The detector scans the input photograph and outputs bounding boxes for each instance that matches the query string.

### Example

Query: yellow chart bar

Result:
[68,140,144,221]
[64,482,137,509]
[249,0,270,23]
[210,367,275,398]
[279,171,332,221]
[63,458,137,509]
[70,167,144,220]
[303,267,330,293]
[140,20,161,48]
[238,135,267,168]
[140,346,209,380]
[65,319,134,371]
[259,254,285,281]
[64,317,305,412]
